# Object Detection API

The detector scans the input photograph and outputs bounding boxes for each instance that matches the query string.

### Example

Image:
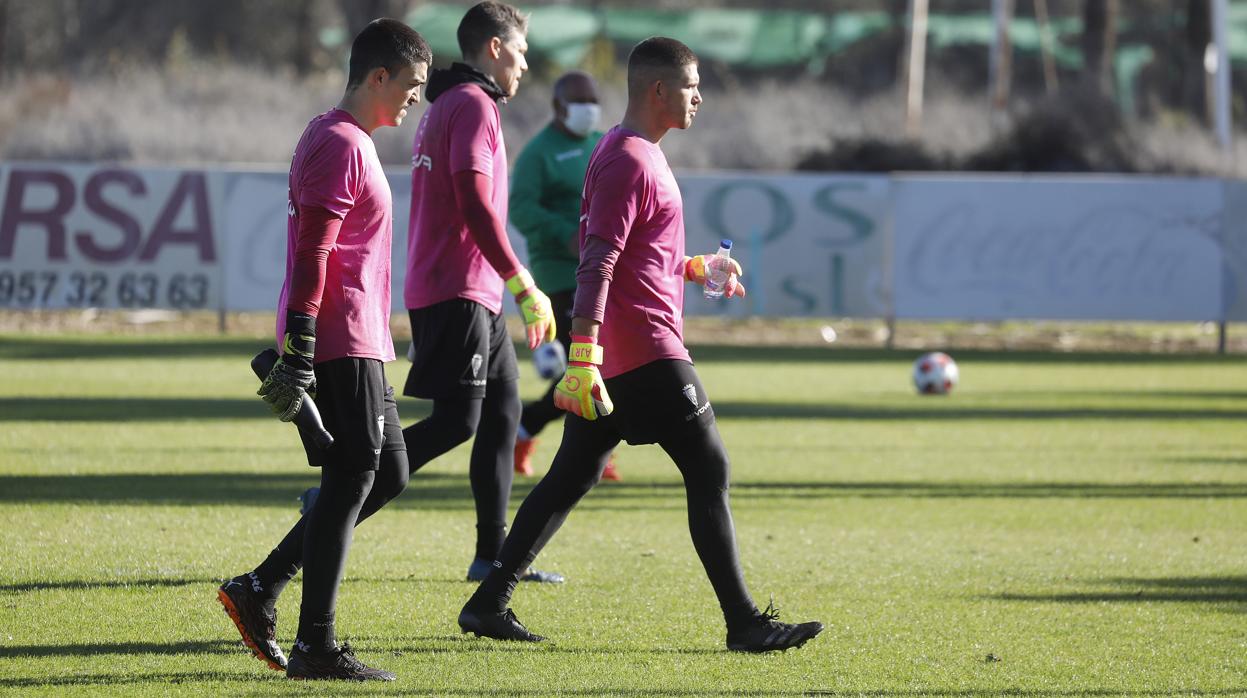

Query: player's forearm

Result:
[569,316,599,339]
[287,204,344,317]
[571,233,619,324]
[453,169,522,278]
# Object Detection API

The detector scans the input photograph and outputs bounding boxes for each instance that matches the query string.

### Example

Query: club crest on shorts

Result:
[470,353,483,377]
[682,383,698,407]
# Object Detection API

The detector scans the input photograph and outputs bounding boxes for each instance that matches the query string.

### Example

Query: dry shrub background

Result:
[2,62,1244,176]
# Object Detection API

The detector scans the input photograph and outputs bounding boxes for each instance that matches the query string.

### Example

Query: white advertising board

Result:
[1222,179,1247,322]
[0,163,224,311]
[217,169,416,313]
[678,172,890,317]
[217,169,528,314]
[892,176,1226,322]
[3,162,1243,326]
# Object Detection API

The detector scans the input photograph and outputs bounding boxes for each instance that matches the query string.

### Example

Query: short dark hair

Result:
[347,18,432,89]
[457,2,528,59]
[627,37,698,97]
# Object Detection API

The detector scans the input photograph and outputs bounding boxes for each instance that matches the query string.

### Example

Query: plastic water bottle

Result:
[703,239,733,300]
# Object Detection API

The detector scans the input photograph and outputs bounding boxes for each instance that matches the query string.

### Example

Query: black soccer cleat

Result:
[458,606,546,642]
[217,574,287,670]
[726,600,824,653]
[286,643,396,681]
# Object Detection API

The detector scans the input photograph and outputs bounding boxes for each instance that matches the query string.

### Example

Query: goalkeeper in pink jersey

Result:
[401,2,562,585]
[458,37,823,653]
[217,20,430,681]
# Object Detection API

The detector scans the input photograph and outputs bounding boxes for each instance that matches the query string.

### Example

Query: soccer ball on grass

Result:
[912,352,958,395]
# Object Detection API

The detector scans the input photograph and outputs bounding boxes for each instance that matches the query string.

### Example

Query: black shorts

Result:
[548,289,574,350]
[404,298,518,400]
[299,357,405,472]
[599,359,716,445]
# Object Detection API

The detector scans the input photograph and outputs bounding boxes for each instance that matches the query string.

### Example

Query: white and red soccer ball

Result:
[532,339,567,380]
[912,352,959,395]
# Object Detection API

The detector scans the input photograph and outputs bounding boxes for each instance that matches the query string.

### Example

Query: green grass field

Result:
[1,332,1246,696]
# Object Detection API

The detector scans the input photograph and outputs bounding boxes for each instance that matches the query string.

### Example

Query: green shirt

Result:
[509,123,604,293]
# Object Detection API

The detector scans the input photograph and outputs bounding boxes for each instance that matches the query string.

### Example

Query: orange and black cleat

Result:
[217,573,287,671]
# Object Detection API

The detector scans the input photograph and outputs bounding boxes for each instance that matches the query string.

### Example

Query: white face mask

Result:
[561,102,601,137]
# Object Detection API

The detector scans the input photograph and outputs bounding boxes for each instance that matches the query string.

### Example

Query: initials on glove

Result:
[506,268,557,349]
[553,336,614,421]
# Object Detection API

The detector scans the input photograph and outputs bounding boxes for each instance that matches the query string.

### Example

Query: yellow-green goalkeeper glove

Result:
[506,268,557,350]
[683,254,747,298]
[257,311,317,422]
[553,335,614,421]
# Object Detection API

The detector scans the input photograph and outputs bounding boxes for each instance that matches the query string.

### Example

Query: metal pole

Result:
[905,0,929,137]
[883,178,897,351]
[1034,0,1059,94]
[990,0,1014,110]
[1211,0,1233,163]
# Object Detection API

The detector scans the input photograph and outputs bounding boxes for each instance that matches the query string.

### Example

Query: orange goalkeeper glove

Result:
[553,335,614,420]
[683,254,746,298]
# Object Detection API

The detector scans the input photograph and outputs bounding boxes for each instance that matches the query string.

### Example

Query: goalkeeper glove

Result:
[506,268,557,350]
[258,311,317,422]
[553,335,613,421]
[684,253,747,298]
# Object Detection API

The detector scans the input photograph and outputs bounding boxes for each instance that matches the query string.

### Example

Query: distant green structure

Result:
[399,3,1247,114]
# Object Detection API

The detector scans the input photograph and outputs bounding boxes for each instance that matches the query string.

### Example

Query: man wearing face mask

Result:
[509,71,619,481]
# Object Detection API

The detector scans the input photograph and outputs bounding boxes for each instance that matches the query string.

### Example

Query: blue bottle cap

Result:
[720,239,732,250]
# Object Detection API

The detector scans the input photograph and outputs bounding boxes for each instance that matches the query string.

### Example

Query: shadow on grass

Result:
[2,472,1246,508]
[4,396,1245,423]
[233,685,1247,697]
[0,577,217,593]
[0,671,826,694]
[721,481,1247,499]
[1053,390,1247,401]
[373,635,727,657]
[0,397,434,422]
[0,639,241,659]
[1,334,1239,366]
[0,576,477,596]
[710,402,1247,421]
[993,575,1247,606]
[686,344,1243,366]
[1167,456,1247,466]
[0,636,717,661]
[0,336,268,361]
[798,692,1247,697]
[0,472,494,507]
[0,671,265,689]
[1,676,1240,697]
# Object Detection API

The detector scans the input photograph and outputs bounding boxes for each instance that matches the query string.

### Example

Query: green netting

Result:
[401,3,1247,71]
[924,15,1083,67]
